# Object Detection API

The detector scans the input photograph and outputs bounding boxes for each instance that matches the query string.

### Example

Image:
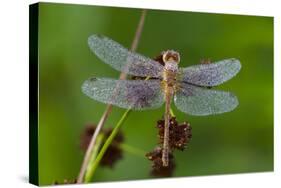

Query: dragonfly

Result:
[82,34,241,166]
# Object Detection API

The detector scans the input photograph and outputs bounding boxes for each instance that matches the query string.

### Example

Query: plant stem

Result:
[130,10,147,52]
[84,134,104,181]
[77,9,147,183]
[77,105,112,183]
[119,143,146,158]
[84,109,131,183]
[170,108,175,117]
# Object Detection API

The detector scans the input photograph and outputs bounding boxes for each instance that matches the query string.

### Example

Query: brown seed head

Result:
[157,116,192,151]
[146,147,175,177]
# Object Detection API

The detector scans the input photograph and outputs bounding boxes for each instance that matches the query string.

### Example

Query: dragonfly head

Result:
[162,50,180,64]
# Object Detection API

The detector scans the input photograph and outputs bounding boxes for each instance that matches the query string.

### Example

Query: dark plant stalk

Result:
[77,9,147,183]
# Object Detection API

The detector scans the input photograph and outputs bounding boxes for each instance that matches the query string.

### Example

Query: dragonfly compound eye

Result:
[162,50,180,64]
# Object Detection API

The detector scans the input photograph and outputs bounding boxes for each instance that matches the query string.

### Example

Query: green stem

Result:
[84,134,145,181]
[170,108,175,117]
[84,134,104,181]
[119,143,146,158]
[84,109,131,183]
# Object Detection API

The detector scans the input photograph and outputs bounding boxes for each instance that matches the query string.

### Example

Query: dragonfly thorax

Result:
[164,61,178,73]
[163,62,178,88]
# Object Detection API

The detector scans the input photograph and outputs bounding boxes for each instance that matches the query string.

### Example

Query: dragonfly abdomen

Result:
[162,68,176,166]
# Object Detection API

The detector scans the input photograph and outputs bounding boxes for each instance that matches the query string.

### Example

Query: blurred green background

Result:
[38,3,273,186]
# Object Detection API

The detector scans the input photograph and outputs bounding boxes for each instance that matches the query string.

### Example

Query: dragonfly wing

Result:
[174,83,239,116]
[180,58,241,86]
[82,78,165,110]
[88,34,163,78]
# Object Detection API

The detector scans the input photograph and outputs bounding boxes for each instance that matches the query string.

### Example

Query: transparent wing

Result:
[179,58,241,86]
[82,77,165,110]
[88,34,163,78]
[174,83,239,116]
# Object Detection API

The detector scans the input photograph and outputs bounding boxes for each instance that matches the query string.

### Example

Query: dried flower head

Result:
[80,125,96,152]
[157,117,192,151]
[80,124,124,168]
[146,147,175,177]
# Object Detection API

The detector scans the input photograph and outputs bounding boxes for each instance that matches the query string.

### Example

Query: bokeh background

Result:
[38,3,273,186]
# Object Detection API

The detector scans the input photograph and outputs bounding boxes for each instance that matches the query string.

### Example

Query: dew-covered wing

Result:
[180,58,241,86]
[174,83,239,116]
[88,34,163,78]
[82,77,165,110]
